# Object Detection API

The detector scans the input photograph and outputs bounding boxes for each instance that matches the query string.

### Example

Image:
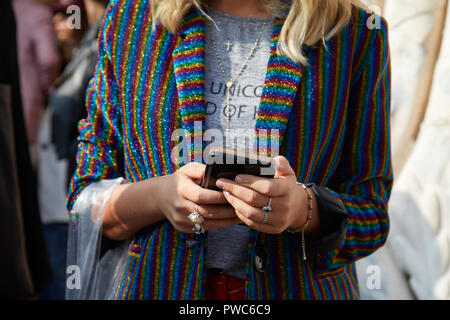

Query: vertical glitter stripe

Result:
[155,33,179,175]
[120,1,142,182]
[135,11,159,178]
[137,227,153,299]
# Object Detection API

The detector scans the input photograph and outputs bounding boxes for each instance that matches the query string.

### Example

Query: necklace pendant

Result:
[226,81,233,88]
[225,40,233,51]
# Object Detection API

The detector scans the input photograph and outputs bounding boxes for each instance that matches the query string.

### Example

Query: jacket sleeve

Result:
[309,17,393,271]
[67,1,124,211]
[302,183,349,255]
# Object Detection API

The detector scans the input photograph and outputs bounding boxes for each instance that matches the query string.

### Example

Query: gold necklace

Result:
[208,18,270,138]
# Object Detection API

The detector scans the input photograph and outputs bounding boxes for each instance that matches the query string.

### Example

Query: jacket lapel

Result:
[171,8,305,158]
[172,9,207,162]
[255,18,305,156]
[172,9,207,127]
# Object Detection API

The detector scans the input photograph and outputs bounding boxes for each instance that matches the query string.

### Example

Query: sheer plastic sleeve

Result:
[66,178,130,300]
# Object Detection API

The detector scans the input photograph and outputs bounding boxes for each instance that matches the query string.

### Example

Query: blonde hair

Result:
[150,0,364,65]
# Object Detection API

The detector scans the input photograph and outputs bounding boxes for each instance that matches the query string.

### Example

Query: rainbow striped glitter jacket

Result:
[68,0,393,300]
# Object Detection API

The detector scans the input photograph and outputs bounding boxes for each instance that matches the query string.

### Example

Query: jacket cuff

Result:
[302,183,349,254]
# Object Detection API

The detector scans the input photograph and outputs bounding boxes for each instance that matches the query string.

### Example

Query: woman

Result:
[67,0,393,300]
[52,0,88,66]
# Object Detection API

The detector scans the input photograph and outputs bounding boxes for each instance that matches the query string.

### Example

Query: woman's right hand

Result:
[103,162,240,240]
[158,162,240,234]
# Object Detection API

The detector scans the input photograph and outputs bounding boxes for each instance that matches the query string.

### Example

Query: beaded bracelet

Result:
[287,182,313,260]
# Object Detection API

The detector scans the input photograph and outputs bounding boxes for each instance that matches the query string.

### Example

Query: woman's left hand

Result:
[216,156,319,234]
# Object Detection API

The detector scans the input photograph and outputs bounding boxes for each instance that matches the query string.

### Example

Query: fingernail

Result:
[273,157,281,171]
[216,179,224,189]
[223,190,229,197]
[234,175,248,184]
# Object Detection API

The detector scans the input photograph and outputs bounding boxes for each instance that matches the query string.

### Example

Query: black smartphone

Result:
[200,147,276,190]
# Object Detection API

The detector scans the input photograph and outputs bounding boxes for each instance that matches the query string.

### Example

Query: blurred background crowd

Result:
[1,0,109,299]
[0,0,449,300]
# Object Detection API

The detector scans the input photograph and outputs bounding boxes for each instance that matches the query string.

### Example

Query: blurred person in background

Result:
[52,0,88,66]
[37,0,109,300]
[1,0,52,299]
[12,0,62,168]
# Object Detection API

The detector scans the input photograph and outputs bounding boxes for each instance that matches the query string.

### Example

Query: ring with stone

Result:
[188,204,205,224]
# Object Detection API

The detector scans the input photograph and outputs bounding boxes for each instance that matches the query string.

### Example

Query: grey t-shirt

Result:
[204,7,274,279]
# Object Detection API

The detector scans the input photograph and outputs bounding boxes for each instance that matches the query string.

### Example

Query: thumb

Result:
[178,162,206,182]
[273,156,296,178]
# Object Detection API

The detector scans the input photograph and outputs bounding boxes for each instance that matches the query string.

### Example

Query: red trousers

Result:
[205,269,246,300]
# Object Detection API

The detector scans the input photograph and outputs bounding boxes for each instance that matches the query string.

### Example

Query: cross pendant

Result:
[225,40,233,51]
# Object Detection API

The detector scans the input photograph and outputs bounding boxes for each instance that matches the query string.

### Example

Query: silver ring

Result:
[192,223,205,234]
[262,197,272,224]
[188,204,205,224]
[188,204,205,234]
